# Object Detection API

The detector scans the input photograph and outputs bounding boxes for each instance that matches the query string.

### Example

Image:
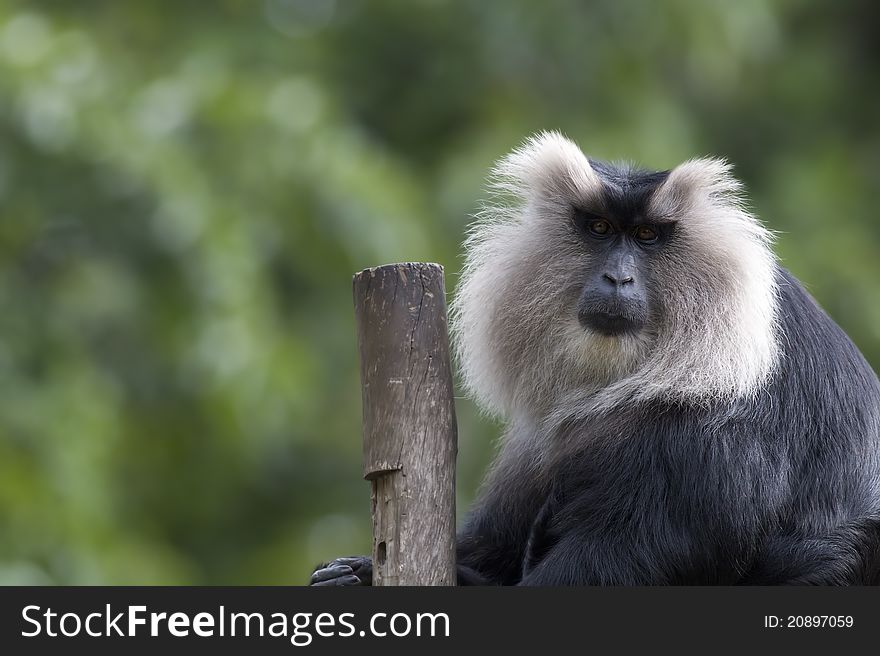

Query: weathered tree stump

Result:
[352,262,458,586]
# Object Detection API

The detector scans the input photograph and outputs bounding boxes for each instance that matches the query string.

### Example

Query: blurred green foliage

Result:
[0,0,878,584]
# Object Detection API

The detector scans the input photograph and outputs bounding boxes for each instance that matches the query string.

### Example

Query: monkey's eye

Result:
[634,225,659,244]
[588,220,611,237]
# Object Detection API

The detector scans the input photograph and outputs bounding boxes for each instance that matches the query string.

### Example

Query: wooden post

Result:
[353,262,458,586]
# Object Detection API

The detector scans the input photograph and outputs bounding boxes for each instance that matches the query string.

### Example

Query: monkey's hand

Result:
[310,556,373,586]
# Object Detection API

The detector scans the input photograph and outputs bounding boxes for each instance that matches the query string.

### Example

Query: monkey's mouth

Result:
[578,310,644,337]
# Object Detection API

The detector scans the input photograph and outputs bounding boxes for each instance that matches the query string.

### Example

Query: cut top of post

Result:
[352,262,455,480]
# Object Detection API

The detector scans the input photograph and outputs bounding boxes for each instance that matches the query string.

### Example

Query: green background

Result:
[1,0,878,584]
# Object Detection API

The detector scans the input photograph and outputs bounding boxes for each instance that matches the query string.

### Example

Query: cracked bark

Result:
[353,262,458,586]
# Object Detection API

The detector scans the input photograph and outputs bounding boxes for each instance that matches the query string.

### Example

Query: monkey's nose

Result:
[602,272,635,286]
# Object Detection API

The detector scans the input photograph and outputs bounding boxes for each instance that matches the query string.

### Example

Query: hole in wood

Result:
[377,541,387,566]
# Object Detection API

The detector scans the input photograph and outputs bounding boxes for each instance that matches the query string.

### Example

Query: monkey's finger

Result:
[333,557,367,566]
[311,575,362,587]
[310,564,353,584]
[334,557,370,573]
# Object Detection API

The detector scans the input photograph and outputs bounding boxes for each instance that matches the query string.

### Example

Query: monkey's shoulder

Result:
[773,266,880,415]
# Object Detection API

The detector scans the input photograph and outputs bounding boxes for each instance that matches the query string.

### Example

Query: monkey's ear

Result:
[650,157,744,218]
[491,131,602,201]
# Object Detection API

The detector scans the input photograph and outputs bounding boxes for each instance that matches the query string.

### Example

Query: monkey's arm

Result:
[311,428,547,586]
[455,435,552,585]
[309,492,538,587]
[308,486,536,585]
[515,533,649,586]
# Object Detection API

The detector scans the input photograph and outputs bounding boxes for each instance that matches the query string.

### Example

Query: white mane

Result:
[450,131,780,424]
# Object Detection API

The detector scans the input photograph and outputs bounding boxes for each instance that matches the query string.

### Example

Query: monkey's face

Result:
[452,132,779,419]
[572,209,672,338]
